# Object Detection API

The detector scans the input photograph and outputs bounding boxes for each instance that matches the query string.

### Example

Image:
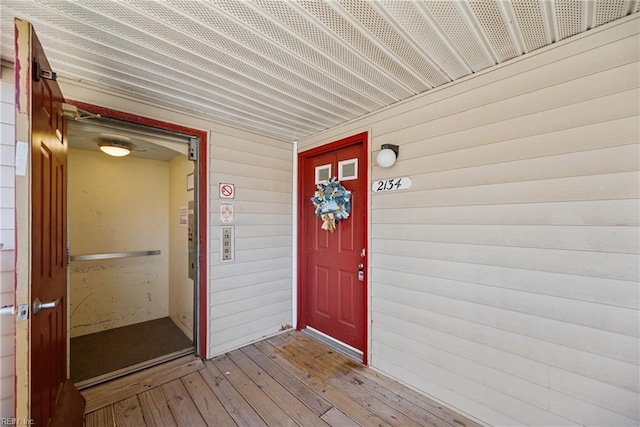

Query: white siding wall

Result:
[209,134,293,356]
[299,16,639,426]
[0,67,15,418]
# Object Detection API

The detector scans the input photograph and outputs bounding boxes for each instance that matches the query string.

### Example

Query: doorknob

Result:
[33,298,59,315]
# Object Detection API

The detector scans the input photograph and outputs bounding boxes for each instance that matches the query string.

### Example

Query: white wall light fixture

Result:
[376,144,399,168]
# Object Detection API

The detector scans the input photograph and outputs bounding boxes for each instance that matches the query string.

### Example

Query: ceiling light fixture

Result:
[98,142,131,157]
[97,136,133,157]
[376,144,399,168]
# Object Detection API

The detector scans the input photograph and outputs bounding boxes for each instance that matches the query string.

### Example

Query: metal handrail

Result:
[70,250,161,262]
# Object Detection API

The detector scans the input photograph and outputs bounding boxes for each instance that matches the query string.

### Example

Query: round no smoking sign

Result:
[219,183,235,199]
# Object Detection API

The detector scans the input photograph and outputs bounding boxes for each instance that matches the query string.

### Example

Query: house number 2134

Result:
[371,177,412,193]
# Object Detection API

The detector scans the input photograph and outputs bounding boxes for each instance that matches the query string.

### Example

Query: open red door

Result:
[14,18,83,425]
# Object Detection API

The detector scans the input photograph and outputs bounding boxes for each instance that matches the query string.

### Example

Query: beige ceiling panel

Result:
[511,1,550,52]
[422,1,495,73]
[467,0,520,62]
[1,0,636,141]
[251,0,409,103]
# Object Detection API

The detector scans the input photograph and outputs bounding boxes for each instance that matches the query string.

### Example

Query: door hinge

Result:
[33,61,57,82]
[188,137,199,161]
[67,247,71,266]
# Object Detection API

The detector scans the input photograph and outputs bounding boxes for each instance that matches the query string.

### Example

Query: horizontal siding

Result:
[373,34,640,140]
[383,115,638,174]
[210,173,291,194]
[212,159,291,182]
[373,224,639,253]
[376,64,639,146]
[234,224,291,238]
[209,252,292,279]
[373,341,575,426]
[213,133,294,157]
[213,212,291,226]
[372,199,640,226]
[212,279,290,306]
[372,255,638,310]
[384,141,639,189]
[208,133,293,357]
[211,293,291,324]
[212,268,291,291]
[549,391,639,426]
[373,268,638,337]
[212,146,291,171]
[372,171,639,209]
[379,91,638,164]
[549,368,639,419]
[207,311,292,358]
[0,69,14,418]
[372,239,638,281]
[374,282,637,365]
[374,297,640,407]
[217,200,290,215]
[234,235,292,250]
[300,16,640,426]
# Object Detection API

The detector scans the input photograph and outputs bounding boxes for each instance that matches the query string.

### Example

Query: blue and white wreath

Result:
[311,177,351,233]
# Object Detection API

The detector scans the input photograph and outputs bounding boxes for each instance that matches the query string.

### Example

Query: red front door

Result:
[299,133,368,357]
[15,19,68,425]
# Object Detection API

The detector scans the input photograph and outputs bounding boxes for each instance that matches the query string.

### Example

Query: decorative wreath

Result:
[311,177,351,233]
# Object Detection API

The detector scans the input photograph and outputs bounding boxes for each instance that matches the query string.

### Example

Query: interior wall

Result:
[169,154,194,340]
[299,15,640,427]
[68,148,170,337]
[0,67,15,418]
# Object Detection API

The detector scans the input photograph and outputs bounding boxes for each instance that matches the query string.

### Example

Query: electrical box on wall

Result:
[221,226,234,262]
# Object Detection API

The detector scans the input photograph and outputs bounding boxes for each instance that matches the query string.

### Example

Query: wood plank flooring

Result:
[83,331,482,427]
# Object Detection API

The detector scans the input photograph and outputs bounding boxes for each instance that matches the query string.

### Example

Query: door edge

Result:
[14,17,34,420]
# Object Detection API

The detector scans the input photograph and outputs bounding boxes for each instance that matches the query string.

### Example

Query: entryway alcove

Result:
[67,118,197,387]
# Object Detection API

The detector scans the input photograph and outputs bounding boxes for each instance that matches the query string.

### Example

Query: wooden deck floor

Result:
[82,330,481,427]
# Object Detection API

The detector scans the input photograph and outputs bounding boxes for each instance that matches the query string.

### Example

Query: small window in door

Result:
[338,158,358,181]
[315,164,331,184]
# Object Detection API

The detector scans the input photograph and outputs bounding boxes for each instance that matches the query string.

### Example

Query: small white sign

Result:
[220,202,234,223]
[372,177,412,193]
[15,141,28,176]
[179,206,188,226]
[219,183,235,199]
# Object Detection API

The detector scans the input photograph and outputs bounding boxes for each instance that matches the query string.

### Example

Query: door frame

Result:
[67,101,209,358]
[14,97,210,417]
[296,131,369,365]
